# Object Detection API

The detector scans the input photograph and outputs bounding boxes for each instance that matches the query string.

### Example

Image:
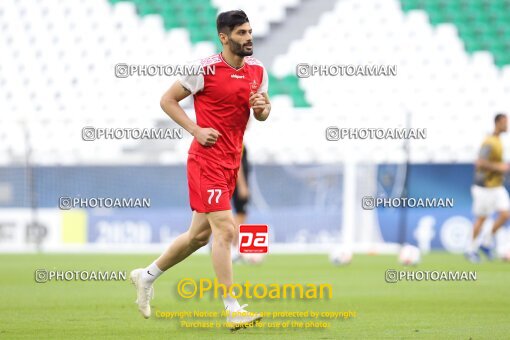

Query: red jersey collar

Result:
[219,52,246,71]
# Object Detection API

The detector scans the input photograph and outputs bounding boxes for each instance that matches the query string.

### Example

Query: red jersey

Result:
[179,53,268,169]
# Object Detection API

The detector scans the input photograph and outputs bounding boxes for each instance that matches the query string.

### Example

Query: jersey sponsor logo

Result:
[231,74,245,79]
[239,224,269,253]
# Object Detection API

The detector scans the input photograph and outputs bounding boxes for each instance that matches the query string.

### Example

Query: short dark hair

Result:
[495,113,507,123]
[216,10,249,34]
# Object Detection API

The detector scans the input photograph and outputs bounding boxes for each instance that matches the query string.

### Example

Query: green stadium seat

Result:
[494,51,510,67]
[460,1,484,12]
[463,9,490,24]
[162,14,180,29]
[443,9,465,23]
[486,2,506,12]
[428,16,445,25]
[137,3,158,16]
[423,2,440,13]
[292,95,310,108]
[471,23,492,37]
[401,0,420,11]
[463,37,483,52]
[455,22,471,34]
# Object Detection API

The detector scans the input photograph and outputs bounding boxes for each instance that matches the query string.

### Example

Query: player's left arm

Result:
[476,144,509,173]
[250,92,271,121]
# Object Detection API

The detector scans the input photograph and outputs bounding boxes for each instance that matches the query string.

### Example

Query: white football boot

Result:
[129,268,154,319]
[226,304,262,331]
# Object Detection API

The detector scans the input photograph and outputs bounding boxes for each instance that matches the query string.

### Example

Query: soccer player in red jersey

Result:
[130,10,270,329]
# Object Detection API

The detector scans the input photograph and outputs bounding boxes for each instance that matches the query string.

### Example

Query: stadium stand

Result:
[107,0,308,106]
[1,0,510,165]
[401,0,510,67]
[270,0,510,163]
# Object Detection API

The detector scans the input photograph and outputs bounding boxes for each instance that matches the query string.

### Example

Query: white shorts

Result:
[471,185,510,217]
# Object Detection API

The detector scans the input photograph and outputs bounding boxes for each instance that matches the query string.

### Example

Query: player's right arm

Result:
[475,144,509,173]
[160,81,221,147]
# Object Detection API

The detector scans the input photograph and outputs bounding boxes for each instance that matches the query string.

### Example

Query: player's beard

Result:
[229,38,253,57]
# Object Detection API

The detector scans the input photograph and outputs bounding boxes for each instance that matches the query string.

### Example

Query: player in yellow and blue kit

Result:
[467,113,510,262]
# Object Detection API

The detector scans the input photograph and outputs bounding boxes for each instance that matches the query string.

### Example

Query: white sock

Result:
[468,237,481,253]
[141,262,164,283]
[231,246,240,261]
[481,232,494,248]
[223,292,241,312]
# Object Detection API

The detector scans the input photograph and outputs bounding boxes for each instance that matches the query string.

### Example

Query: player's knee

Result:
[189,230,211,248]
[214,225,235,246]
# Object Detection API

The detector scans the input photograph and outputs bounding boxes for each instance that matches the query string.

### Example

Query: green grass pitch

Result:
[0,253,508,339]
